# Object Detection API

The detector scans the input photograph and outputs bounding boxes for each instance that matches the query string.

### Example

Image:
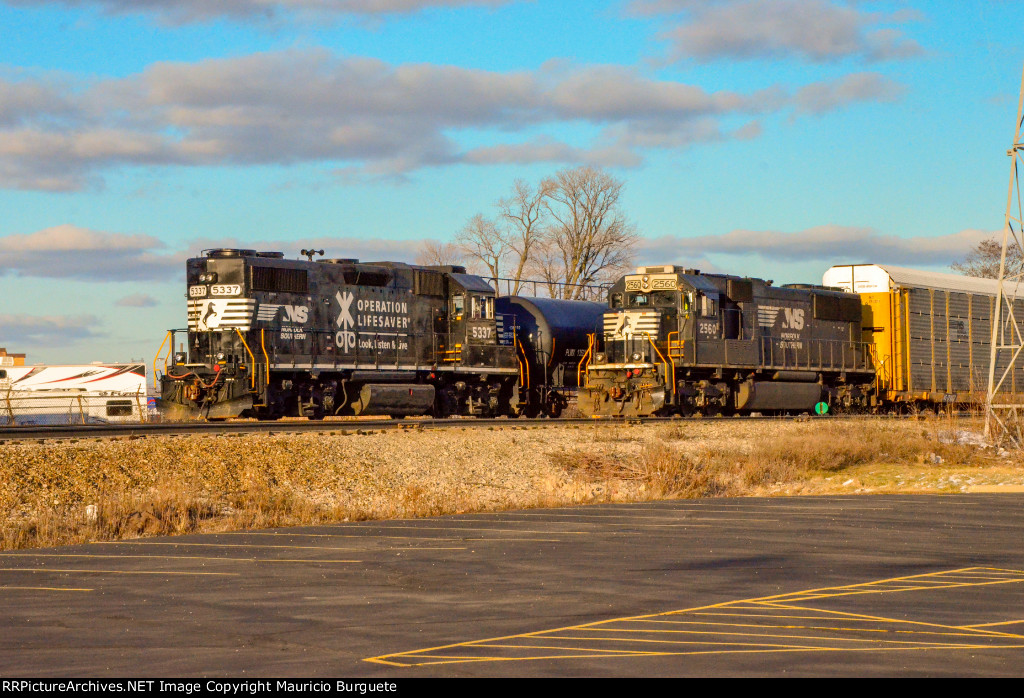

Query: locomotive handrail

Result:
[490,275,611,299]
[154,330,173,380]
[757,336,870,373]
[234,328,257,390]
[577,333,595,388]
[666,331,684,359]
[517,339,530,389]
[640,332,672,386]
[260,329,270,386]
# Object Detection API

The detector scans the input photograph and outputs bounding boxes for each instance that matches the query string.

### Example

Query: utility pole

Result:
[984,64,1024,445]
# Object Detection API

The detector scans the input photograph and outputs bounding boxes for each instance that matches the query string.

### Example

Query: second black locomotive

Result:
[578,265,875,417]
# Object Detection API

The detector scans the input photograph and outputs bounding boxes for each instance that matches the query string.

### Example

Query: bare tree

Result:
[498,179,550,295]
[951,236,1024,279]
[455,214,507,288]
[538,166,638,299]
[415,240,463,267]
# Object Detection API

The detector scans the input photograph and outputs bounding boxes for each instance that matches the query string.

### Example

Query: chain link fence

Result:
[0,390,151,426]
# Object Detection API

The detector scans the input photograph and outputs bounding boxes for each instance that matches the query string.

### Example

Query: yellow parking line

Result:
[774,578,1024,603]
[0,553,360,564]
[481,643,666,654]
[368,644,828,667]
[0,568,237,576]
[93,541,363,551]
[544,629,1006,647]
[624,620,996,638]
[441,517,722,528]
[366,566,1024,666]
[961,619,1024,629]
[218,531,564,543]
[483,511,718,522]
[685,611,904,621]
[0,586,93,592]
[759,604,1024,639]
[368,643,1024,668]
[344,525,621,535]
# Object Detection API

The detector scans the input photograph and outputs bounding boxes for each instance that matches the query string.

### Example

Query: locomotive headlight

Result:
[594,352,606,364]
[173,352,185,364]
[216,351,227,362]
[631,352,643,362]
[198,272,218,284]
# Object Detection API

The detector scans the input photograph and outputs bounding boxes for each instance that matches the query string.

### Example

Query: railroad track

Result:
[0,416,658,441]
[0,411,947,442]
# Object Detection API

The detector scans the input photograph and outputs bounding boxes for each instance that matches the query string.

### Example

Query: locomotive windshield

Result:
[626,291,677,308]
[469,295,494,319]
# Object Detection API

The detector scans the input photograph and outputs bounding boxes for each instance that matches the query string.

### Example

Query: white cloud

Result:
[0,225,183,280]
[640,226,995,267]
[794,72,905,114]
[0,313,100,344]
[115,293,159,307]
[2,0,515,23]
[640,0,923,63]
[0,51,909,190]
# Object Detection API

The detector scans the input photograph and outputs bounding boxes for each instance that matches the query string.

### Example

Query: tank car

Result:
[158,249,520,419]
[578,265,875,417]
[496,296,605,417]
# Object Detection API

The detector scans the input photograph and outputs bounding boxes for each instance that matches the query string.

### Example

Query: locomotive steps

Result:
[1,416,1020,551]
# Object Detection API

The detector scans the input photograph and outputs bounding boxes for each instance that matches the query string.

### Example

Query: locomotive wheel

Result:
[521,403,542,418]
[545,398,563,419]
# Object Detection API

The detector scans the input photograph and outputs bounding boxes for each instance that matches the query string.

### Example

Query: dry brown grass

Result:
[551,417,1005,503]
[0,416,1018,551]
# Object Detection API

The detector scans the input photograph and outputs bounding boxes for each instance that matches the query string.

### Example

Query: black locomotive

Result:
[158,249,603,419]
[578,265,876,417]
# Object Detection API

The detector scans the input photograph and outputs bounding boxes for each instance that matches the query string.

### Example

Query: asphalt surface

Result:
[2,494,1024,677]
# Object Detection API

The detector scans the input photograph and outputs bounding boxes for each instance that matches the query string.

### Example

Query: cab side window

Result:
[452,294,465,318]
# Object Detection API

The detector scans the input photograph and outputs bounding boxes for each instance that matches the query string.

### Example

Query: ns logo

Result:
[283,305,308,323]
[256,304,309,324]
[782,308,805,331]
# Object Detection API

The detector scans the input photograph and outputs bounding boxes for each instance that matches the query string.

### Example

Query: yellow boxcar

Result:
[823,264,1024,407]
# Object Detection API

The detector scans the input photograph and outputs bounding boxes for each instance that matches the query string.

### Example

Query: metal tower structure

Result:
[984,65,1024,445]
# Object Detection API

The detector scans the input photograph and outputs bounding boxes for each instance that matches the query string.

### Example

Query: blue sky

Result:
[0,0,1021,364]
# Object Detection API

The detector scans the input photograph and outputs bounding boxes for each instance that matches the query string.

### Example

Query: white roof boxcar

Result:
[823,263,1024,299]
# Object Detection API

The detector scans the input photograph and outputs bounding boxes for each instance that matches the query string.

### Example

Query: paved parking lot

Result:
[2,494,1023,676]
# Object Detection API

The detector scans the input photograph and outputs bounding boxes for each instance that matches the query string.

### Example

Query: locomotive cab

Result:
[442,272,501,367]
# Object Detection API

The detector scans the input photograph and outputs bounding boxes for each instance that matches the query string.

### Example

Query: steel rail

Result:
[0,412,958,442]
